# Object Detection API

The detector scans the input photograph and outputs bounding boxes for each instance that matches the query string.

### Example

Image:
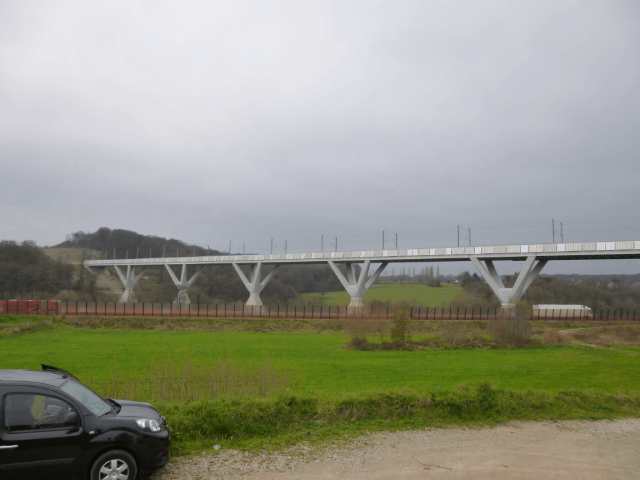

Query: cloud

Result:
[1,0,639,274]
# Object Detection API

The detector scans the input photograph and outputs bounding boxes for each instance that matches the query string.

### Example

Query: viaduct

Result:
[84,240,640,308]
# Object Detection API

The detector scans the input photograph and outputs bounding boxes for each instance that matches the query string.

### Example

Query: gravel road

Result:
[151,418,640,479]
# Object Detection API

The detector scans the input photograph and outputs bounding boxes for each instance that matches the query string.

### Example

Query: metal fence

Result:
[0,300,638,321]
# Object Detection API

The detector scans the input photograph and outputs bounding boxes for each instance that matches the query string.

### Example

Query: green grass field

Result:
[302,283,461,306]
[2,322,640,453]
[2,326,639,395]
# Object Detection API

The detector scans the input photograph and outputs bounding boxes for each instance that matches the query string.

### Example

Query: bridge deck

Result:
[85,240,640,267]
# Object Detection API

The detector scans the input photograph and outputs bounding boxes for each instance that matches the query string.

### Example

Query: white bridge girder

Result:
[327,260,388,308]
[470,255,547,307]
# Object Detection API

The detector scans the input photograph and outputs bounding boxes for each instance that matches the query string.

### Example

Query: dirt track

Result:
[152,418,640,479]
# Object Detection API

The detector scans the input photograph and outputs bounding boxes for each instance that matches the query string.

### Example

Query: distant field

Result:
[42,247,102,263]
[302,283,460,306]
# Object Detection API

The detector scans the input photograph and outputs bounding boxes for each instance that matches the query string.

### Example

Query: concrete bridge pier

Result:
[165,264,204,305]
[114,265,148,303]
[232,262,279,306]
[328,260,388,309]
[470,255,547,307]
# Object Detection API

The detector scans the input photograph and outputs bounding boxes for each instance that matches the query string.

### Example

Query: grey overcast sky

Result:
[1,0,639,275]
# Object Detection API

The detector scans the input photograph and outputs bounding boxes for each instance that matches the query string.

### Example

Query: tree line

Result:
[0,241,75,298]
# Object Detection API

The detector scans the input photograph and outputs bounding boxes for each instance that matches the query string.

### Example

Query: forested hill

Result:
[55,228,223,258]
[0,241,75,298]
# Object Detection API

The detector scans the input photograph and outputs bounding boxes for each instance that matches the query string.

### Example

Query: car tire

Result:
[90,449,138,480]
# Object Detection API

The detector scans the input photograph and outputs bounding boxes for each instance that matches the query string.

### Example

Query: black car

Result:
[0,365,170,480]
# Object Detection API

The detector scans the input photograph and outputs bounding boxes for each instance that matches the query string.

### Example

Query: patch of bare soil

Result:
[150,418,640,480]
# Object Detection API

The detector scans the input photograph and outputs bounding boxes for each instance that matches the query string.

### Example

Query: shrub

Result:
[542,331,570,345]
[341,314,370,343]
[489,302,532,348]
[390,307,412,343]
[443,326,467,347]
[370,317,389,343]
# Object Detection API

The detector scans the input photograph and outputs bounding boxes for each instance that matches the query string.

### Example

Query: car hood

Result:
[111,399,162,420]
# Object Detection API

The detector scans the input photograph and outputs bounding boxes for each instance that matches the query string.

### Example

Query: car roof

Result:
[0,369,68,387]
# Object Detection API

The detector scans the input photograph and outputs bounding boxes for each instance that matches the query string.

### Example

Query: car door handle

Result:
[0,445,18,450]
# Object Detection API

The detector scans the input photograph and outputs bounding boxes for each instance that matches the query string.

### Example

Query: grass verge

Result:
[160,383,640,455]
[0,317,56,337]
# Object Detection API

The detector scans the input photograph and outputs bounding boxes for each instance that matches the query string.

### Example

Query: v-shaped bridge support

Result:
[232,262,279,306]
[327,260,388,308]
[165,264,204,305]
[114,265,148,303]
[470,255,547,307]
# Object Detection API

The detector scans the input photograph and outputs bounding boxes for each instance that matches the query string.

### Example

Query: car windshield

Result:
[60,379,111,416]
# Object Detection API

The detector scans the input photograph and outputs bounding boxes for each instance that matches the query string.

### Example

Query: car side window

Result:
[4,394,80,433]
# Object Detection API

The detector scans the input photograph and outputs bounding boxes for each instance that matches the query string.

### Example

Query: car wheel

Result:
[90,450,138,480]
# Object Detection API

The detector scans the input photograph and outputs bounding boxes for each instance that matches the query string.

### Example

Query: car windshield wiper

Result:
[99,399,120,416]
[108,398,121,413]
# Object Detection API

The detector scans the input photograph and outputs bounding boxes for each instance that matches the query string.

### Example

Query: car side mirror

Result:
[64,412,79,429]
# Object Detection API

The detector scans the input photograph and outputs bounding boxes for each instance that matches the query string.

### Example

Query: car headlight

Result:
[136,418,162,432]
